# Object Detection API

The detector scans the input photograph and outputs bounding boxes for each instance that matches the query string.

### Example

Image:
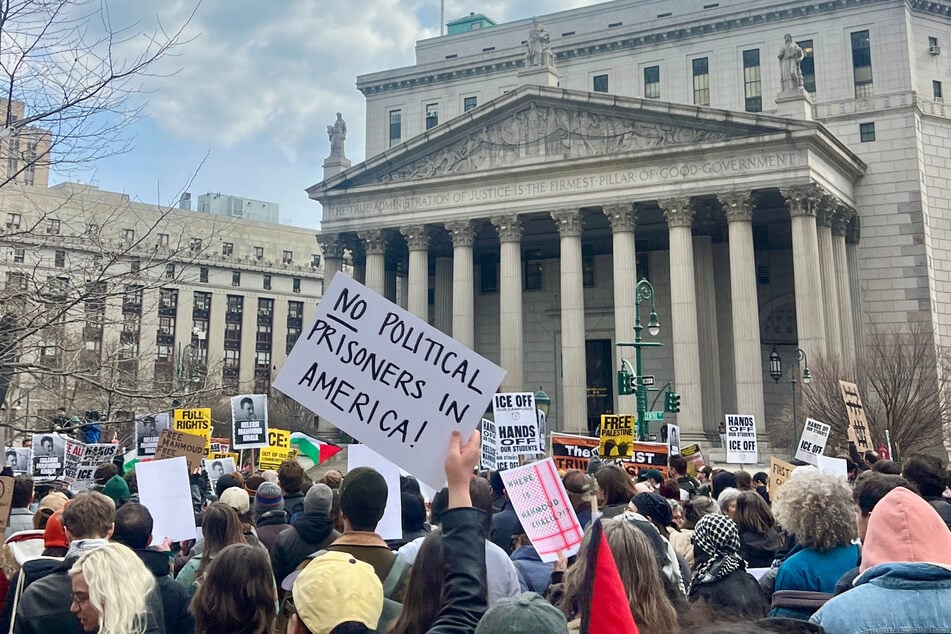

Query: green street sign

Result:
[643,411,665,421]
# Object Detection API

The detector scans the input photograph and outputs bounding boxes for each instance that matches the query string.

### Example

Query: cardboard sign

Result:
[839,380,873,453]
[0,477,15,533]
[598,414,635,459]
[231,394,269,449]
[666,424,681,455]
[136,412,170,458]
[31,433,66,481]
[347,445,403,542]
[499,458,584,562]
[680,443,705,477]
[154,429,207,472]
[493,392,541,457]
[769,457,796,493]
[551,433,600,472]
[796,418,831,465]
[273,274,505,491]
[725,414,758,464]
[61,442,119,487]
[618,441,669,473]
[480,418,498,471]
[137,456,197,542]
[173,408,212,449]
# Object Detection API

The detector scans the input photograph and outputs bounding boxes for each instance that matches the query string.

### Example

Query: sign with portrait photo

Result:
[136,412,170,458]
[31,433,66,480]
[4,447,32,476]
[231,394,269,449]
[203,456,236,490]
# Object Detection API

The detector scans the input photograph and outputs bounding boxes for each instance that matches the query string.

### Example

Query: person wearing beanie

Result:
[475,592,568,634]
[261,469,279,484]
[271,483,340,593]
[319,469,343,490]
[245,474,265,496]
[99,474,131,507]
[253,482,290,555]
[712,470,738,500]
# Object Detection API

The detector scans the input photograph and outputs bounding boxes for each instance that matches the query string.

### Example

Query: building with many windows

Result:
[0,181,323,423]
[310,0,951,453]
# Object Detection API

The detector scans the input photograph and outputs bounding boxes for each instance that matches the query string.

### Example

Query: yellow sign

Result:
[259,428,293,470]
[598,414,634,459]
[209,451,240,465]
[268,428,291,450]
[173,408,212,448]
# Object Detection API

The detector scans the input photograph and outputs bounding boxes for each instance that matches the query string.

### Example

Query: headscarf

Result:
[688,514,745,595]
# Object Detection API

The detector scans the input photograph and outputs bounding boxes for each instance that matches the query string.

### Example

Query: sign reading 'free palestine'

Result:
[274,274,505,490]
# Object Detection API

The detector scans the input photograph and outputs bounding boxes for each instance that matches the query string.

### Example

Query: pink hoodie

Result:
[860,487,951,572]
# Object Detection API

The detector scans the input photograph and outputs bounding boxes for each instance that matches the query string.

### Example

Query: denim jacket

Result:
[810,562,951,633]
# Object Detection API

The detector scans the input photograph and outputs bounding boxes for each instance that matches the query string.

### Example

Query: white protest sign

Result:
[493,392,541,458]
[725,414,758,464]
[231,394,269,449]
[816,454,848,479]
[666,424,681,455]
[137,456,197,543]
[347,444,403,542]
[500,458,584,563]
[62,442,119,488]
[273,274,505,490]
[480,418,498,471]
[796,418,831,465]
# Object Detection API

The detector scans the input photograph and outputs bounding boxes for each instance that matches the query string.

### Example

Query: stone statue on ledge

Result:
[327,112,347,160]
[778,34,804,92]
[526,18,554,69]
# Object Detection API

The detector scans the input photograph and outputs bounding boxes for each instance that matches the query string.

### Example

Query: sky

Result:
[55,0,601,229]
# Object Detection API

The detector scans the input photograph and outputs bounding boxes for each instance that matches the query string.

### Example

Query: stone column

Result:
[782,185,827,361]
[693,234,722,436]
[603,203,638,416]
[551,209,587,433]
[445,220,475,349]
[817,197,843,360]
[845,217,864,370]
[401,225,429,320]
[832,208,857,377]
[492,215,524,391]
[315,234,345,284]
[718,191,767,434]
[433,256,453,335]
[659,198,704,441]
[359,229,387,295]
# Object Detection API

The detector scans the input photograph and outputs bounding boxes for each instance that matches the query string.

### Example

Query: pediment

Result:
[313,86,814,193]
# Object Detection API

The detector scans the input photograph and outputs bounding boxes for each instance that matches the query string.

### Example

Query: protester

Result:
[478,593,568,634]
[111,503,194,634]
[811,487,951,633]
[0,511,68,633]
[624,494,689,594]
[32,491,67,530]
[251,482,290,554]
[271,483,339,590]
[278,460,307,520]
[667,499,695,566]
[688,514,769,619]
[717,487,742,517]
[752,472,771,504]
[218,486,265,549]
[870,459,901,475]
[712,470,738,500]
[98,474,131,508]
[594,465,637,519]
[489,471,520,553]
[669,454,699,500]
[388,492,428,549]
[562,471,595,529]
[176,502,247,597]
[191,543,277,634]
[902,453,951,530]
[6,477,34,538]
[509,519,553,594]
[734,491,784,568]
[635,468,664,493]
[735,470,753,491]
[685,495,717,529]
[697,465,714,496]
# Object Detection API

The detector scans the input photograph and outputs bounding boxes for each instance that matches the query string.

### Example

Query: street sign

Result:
[644,411,665,421]
[641,375,655,386]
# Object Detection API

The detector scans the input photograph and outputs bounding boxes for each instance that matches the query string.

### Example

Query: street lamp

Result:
[534,387,551,452]
[617,278,663,440]
[769,346,811,453]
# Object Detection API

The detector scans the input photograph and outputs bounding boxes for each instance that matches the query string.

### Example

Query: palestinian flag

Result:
[290,432,341,465]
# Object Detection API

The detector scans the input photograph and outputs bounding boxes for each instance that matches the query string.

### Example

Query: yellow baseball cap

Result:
[292,551,383,634]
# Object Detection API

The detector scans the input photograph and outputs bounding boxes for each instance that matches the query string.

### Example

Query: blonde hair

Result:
[69,543,156,634]
[772,471,856,552]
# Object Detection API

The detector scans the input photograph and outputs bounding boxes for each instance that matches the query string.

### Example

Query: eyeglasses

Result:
[281,596,296,617]
[71,593,90,607]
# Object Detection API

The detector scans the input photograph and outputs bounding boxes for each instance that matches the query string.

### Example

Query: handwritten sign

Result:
[273,274,505,490]
[154,429,207,472]
[551,433,599,472]
[796,418,831,465]
[839,380,873,453]
[599,414,634,459]
[0,477,14,533]
[499,458,583,562]
[725,414,758,464]
[493,392,541,458]
[173,408,212,450]
[769,457,796,493]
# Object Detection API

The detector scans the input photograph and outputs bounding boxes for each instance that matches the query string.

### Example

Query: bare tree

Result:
[0,0,197,188]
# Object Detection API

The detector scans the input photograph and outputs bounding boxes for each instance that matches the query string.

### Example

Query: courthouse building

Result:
[309,0,951,447]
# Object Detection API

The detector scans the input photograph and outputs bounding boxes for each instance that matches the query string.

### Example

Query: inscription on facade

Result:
[328,152,798,219]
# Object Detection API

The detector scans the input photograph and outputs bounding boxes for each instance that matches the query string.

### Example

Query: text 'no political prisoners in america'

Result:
[274,274,504,489]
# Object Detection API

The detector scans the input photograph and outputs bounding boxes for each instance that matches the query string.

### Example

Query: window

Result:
[859,122,876,142]
[232,271,241,286]
[165,263,175,279]
[263,274,271,290]
[292,278,301,293]
[258,298,274,317]
[797,40,815,94]
[190,238,202,252]
[193,291,211,312]
[224,320,241,341]
[593,74,609,93]
[159,288,178,309]
[254,246,264,261]
[311,254,321,268]
[227,295,243,313]
[934,80,943,101]
[12,248,24,263]
[222,242,233,257]
[54,250,65,267]
[644,66,660,99]
[158,233,169,248]
[288,301,303,319]
[389,109,402,147]
[692,57,710,106]
[425,103,438,130]
[158,316,175,336]
[463,96,478,112]
[199,267,208,283]
[123,228,135,244]
[524,261,543,290]
[851,30,873,96]
[6,213,20,230]
[282,250,293,264]
[583,254,596,287]
[742,49,762,112]
[930,36,940,52]
[130,259,140,274]
[480,256,497,294]
[223,349,240,368]
[47,219,60,235]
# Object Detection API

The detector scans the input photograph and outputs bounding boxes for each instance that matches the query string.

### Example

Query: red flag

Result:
[582,523,639,634]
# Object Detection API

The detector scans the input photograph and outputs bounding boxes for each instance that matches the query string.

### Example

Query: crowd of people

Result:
[0,435,949,633]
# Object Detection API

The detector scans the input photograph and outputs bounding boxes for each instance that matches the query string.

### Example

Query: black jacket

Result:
[271,513,339,586]
[0,558,62,634]
[926,496,951,531]
[740,529,784,568]
[425,507,488,633]
[283,491,306,520]
[689,568,769,620]
[135,548,194,634]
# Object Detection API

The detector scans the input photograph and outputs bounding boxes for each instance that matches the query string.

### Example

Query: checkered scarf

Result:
[688,514,745,595]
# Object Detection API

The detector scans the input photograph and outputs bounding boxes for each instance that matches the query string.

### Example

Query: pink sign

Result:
[499,458,584,562]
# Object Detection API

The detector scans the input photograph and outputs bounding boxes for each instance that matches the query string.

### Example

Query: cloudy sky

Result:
[59,0,601,228]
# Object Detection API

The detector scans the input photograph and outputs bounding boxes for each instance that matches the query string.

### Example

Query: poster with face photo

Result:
[203,456,236,490]
[136,412,171,457]
[4,447,32,476]
[31,433,66,480]
[230,394,268,449]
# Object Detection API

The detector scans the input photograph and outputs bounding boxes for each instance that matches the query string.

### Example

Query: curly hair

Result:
[772,471,856,552]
